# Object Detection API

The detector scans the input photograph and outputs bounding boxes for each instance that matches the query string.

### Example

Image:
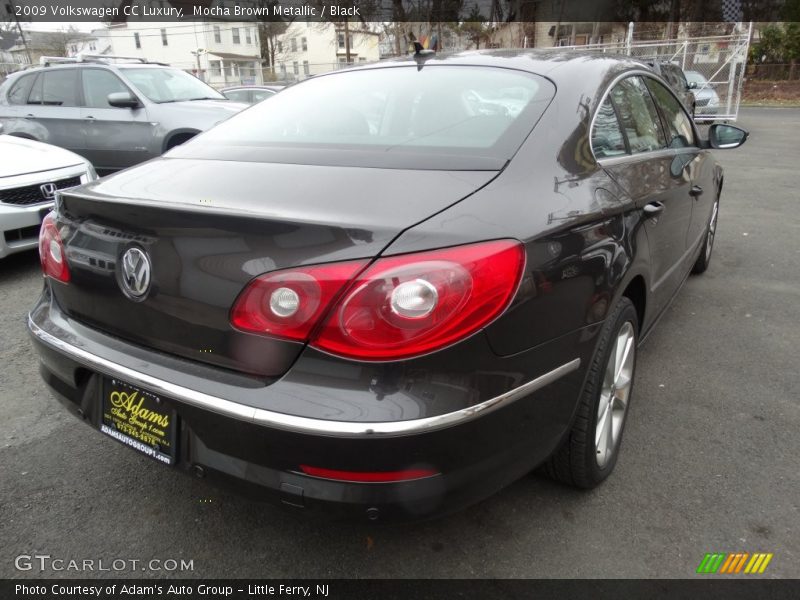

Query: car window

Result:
[592,97,627,158]
[223,89,250,102]
[195,66,555,167]
[122,67,225,103]
[646,78,695,148]
[82,69,130,108]
[28,69,80,106]
[251,90,274,102]
[609,76,666,154]
[7,73,36,105]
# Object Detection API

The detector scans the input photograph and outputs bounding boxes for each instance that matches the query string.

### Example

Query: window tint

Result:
[7,73,36,105]
[251,90,274,102]
[82,69,130,108]
[122,68,224,103]
[28,69,80,106]
[609,76,666,154]
[592,97,627,158]
[195,66,555,166]
[646,78,695,149]
[223,89,250,102]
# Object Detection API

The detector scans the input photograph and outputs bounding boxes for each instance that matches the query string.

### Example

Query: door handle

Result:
[689,185,704,198]
[643,202,665,216]
[25,114,35,119]
[84,116,95,120]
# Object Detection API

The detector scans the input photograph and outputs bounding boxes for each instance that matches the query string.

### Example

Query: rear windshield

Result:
[185,66,555,170]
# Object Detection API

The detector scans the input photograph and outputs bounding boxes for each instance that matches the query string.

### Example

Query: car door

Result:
[596,75,694,314]
[645,77,716,257]
[24,68,85,154]
[79,67,156,171]
[0,72,39,135]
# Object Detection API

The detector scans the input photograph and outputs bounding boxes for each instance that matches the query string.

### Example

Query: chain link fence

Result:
[557,27,752,122]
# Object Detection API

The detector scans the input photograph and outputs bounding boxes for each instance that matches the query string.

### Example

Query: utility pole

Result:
[4,2,32,64]
[344,18,351,63]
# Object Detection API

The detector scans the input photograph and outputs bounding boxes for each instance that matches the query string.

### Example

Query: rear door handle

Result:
[690,185,704,198]
[643,201,665,216]
[25,114,35,119]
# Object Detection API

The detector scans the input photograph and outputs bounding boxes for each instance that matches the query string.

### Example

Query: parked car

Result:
[0,133,96,259]
[685,70,721,117]
[27,50,748,520]
[647,61,696,116]
[0,55,248,172]
[221,85,284,104]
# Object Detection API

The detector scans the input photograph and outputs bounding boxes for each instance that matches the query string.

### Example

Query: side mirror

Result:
[107,92,140,109]
[687,81,698,90]
[708,124,748,149]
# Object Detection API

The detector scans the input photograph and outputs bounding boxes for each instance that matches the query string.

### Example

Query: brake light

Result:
[38,212,70,283]
[299,465,439,483]
[230,240,525,360]
[231,260,368,341]
[313,240,525,360]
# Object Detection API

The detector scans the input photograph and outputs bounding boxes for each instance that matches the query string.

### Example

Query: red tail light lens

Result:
[231,260,368,342]
[312,240,525,360]
[299,465,439,483]
[230,240,525,360]
[38,212,70,283]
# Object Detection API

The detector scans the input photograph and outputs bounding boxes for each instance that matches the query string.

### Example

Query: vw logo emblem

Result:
[40,182,58,200]
[119,247,151,300]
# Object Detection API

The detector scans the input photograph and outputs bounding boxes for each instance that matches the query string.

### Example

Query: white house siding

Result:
[272,23,379,80]
[69,22,263,87]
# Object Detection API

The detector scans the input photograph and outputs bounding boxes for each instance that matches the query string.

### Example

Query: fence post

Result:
[626,22,634,56]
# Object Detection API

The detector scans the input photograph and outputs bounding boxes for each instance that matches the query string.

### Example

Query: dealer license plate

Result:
[100,378,177,466]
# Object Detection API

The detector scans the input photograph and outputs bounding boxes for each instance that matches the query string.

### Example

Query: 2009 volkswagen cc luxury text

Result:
[28,50,748,520]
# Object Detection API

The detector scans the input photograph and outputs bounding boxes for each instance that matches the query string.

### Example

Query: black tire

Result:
[542,296,638,488]
[692,197,719,274]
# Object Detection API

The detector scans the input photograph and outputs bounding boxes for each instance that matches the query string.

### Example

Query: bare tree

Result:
[37,27,88,58]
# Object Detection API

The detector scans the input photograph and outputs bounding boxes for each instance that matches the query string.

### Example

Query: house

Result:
[1,31,18,78]
[69,22,263,87]
[270,23,379,81]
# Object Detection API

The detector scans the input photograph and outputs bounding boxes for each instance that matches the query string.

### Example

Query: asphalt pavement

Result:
[0,107,798,579]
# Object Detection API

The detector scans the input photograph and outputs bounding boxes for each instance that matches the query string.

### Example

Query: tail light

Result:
[231,260,368,341]
[39,212,70,283]
[231,240,525,361]
[299,465,439,483]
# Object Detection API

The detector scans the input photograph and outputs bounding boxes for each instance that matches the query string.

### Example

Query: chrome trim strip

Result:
[29,315,580,436]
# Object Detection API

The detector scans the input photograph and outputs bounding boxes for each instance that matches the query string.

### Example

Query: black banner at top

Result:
[1,0,795,23]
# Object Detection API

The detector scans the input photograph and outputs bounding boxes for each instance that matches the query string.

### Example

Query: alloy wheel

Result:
[595,321,635,468]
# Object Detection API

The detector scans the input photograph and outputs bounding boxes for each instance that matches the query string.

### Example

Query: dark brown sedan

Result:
[28,50,747,520]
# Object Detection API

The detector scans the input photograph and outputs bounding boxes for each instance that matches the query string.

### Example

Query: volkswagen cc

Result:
[28,50,748,520]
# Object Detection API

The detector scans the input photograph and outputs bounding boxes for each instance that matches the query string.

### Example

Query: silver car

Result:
[0,134,96,259]
[0,57,247,172]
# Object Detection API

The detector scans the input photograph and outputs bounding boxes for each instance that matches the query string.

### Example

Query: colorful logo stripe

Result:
[697,552,773,574]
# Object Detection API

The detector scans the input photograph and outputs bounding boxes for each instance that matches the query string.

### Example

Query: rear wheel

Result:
[692,198,719,274]
[543,297,638,488]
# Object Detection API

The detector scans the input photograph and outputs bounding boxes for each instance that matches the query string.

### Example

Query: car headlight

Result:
[83,161,98,181]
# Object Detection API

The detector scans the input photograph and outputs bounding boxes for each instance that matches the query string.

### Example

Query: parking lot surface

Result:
[1,107,798,579]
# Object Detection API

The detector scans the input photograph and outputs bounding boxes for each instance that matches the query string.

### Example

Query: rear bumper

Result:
[28,290,594,520]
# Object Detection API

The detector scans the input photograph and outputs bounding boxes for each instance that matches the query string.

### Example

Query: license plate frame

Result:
[100,378,177,466]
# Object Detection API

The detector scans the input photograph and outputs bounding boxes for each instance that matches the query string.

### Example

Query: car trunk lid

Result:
[52,157,498,377]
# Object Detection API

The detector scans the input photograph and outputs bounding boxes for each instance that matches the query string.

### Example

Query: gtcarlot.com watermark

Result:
[14,553,194,573]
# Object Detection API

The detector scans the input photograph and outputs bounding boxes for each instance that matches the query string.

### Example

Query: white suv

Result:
[0,133,96,259]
